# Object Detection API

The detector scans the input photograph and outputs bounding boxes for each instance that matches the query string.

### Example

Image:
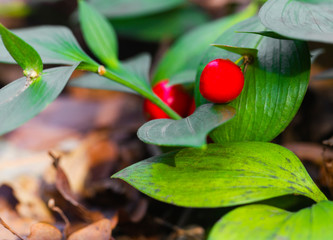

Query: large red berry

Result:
[199,59,244,103]
[143,80,193,120]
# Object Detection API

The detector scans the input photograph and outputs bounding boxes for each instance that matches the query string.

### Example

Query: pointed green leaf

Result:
[211,44,258,57]
[137,104,235,148]
[0,23,42,74]
[152,3,257,84]
[78,0,118,68]
[0,64,79,135]
[209,201,333,240]
[259,0,333,43]
[90,0,185,18]
[113,142,326,207]
[236,30,291,40]
[195,17,310,143]
[0,26,95,65]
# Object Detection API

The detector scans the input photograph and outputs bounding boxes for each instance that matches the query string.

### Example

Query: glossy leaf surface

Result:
[0,26,94,65]
[138,104,235,148]
[113,142,325,207]
[209,201,333,240]
[152,3,257,84]
[0,23,42,74]
[195,17,310,143]
[259,0,333,43]
[79,0,118,68]
[0,64,78,135]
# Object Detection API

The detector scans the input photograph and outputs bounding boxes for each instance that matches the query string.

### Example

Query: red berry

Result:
[143,80,194,120]
[199,59,244,103]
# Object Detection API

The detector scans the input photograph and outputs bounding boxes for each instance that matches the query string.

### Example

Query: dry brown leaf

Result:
[27,222,62,240]
[68,218,113,240]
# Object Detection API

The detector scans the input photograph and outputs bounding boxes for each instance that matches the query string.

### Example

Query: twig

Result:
[0,217,24,240]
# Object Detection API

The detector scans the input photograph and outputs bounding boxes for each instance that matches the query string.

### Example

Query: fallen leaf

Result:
[68,218,113,240]
[27,222,62,240]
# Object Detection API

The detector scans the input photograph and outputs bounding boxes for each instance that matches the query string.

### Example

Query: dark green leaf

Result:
[79,0,118,68]
[137,104,235,148]
[113,142,326,207]
[209,201,333,240]
[236,30,291,40]
[111,6,209,42]
[0,64,79,135]
[211,44,258,57]
[0,26,95,65]
[90,0,185,18]
[0,23,43,75]
[195,17,310,143]
[259,0,333,43]
[152,3,257,84]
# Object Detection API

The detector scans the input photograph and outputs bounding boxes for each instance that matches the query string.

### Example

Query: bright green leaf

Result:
[0,23,43,75]
[209,201,333,240]
[195,17,310,143]
[113,142,326,207]
[137,104,235,148]
[259,0,333,43]
[78,0,118,68]
[168,70,197,85]
[90,0,185,18]
[0,64,79,135]
[152,3,257,84]
[0,26,95,65]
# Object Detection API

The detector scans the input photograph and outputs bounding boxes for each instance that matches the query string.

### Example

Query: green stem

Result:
[80,63,182,120]
[234,56,244,65]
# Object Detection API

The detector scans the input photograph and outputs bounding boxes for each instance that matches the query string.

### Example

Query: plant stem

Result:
[80,63,182,120]
[234,56,244,65]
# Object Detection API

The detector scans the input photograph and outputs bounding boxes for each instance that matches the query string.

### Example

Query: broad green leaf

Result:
[113,142,326,207]
[69,73,137,94]
[314,68,333,80]
[152,3,257,84]
[137,104,235,148]
[236,31,290,40]
[0,26,95,65]
[0,64,79,135]
[0,23,42,75]
[259,0,333,43]
[209,201,333,240]
[168,70,197,85]
[211,44,258,57]
[195,17,310,143]
[90,0,185,18]
[79,0,118,68]
[111,6,209,42]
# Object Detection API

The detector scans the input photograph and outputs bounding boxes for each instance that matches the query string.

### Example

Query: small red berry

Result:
[199,59,244,103]
[143,80,194,120]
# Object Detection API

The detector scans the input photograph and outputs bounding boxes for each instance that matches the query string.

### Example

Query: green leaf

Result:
[113,142,326,207]
[0,23,43,75]
[137,104,235,148]
[195,17,310,143]
[69,73,137,94]
[152,3,257,84]
[111,6,209,42]
[209,201,333,240]
[90,0,185,18]
[211,44,258,57]
[0,64,79,135]
[78,0,118,68]
[259,0,333,43]
[168,70,197,85]
[236,30,291,40]
[0,26,95,65]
